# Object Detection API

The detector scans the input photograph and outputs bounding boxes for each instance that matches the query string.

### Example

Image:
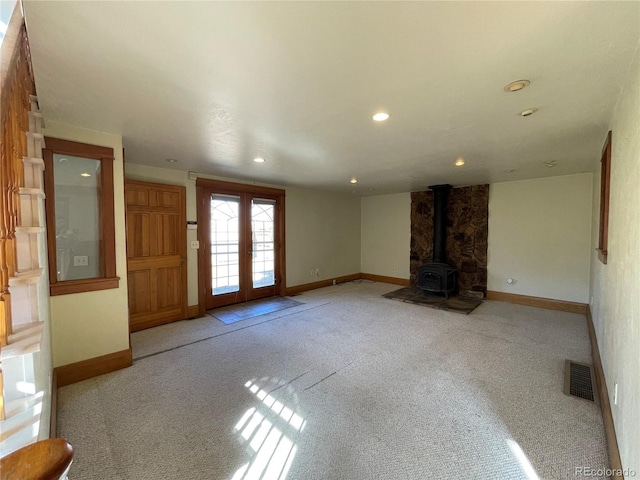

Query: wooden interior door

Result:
[125,180,187,331]
[197,179,285,311]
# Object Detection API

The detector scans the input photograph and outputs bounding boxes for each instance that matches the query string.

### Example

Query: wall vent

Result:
[564,360,596,402]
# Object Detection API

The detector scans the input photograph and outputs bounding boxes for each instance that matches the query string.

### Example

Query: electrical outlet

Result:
[332,279,337,285]
[315,268,320,277]
[614,382,618,405]
[73,255,88,267]
[190,240,200,249]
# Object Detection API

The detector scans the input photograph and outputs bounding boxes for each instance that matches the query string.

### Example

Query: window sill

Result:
[597,249,607,265]
[49,276,120,296]
[1,322,44,361]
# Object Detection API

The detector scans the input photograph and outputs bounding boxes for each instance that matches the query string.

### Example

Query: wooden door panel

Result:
[157,266,182,309]
[158,214,180,255]
[127,270,151,315]
[126,180,187,332]
[156,191,180,208]
[126,187,150,207]
[126,213,150,258]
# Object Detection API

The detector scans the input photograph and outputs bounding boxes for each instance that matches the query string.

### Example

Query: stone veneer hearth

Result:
[410,185,489,297]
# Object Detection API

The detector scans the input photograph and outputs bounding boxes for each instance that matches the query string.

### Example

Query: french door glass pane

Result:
[211,195,240,295]
[251,199,275,289]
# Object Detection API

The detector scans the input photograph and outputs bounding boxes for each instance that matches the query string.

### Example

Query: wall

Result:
[125,164,362,294]
[361,193,410,279]
[285,187,361,286]
[43,121,130,367]
[589,46,640,473]
[487,173,593,303]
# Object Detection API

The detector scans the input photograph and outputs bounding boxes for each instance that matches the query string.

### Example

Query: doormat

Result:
[208,297,304,325]
[382,287,482,315]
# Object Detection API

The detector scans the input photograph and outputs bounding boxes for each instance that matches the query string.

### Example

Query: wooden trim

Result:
[54,348,132,388]
[586,306,623,478]
[49,276,119,296]
[195,177,285,197]
[360,273,410,286]
[597,131,612,265]
[597,248,608,265]
[50,368,58,438]
[43,137,114,160]
[285,273,361,296]
[486,291,587,314]
[43,138,119,295]
[196,184,207,318]
[187,305,200,318]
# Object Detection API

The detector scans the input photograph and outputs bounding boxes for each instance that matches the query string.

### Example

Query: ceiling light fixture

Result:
[372,112,390,122]
[166,158,178,163]
[253,157,266,163]
[543,161,557,168]
[80,173,91,177]
[350,178,358,184]
[504,80,530,92]
[504,169,516,173]
[455,157,465,167]
[519,108,539,117]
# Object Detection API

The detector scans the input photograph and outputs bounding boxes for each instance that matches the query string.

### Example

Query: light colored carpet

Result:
[58,282,609,480]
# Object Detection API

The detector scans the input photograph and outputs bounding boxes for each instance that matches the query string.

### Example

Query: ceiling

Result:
[23,1,640,195]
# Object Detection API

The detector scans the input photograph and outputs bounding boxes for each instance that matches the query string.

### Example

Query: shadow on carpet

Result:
[382,287,482,315]
[208,296,304,324]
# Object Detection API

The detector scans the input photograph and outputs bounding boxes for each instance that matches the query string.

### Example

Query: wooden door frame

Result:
[196,178,286,316]
[124,179,188,329]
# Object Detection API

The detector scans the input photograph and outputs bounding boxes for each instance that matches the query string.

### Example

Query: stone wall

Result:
[410,185,489,297]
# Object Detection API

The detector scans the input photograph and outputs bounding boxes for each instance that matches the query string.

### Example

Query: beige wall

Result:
[285,187,361,286]
[125,164,361,295]
[487,173,593,303]
[43,121,130,367]
[360,193,410,278]
[589,47,640,473]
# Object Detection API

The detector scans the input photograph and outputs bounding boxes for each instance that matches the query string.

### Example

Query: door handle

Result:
[181,257,187,263]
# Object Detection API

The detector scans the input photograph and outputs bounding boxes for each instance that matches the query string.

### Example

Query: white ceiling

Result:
[23,1,640,195]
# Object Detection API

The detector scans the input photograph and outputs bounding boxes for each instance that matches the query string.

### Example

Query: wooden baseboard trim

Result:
[54,348,132,388]
[586,306,623,478]
[186,305,199,318]
[285,273,361,296]
[360,273,410,286]
[486,291,587,314]
[50,368,58,438]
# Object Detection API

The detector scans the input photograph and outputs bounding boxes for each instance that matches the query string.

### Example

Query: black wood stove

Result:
[416,184,457,299]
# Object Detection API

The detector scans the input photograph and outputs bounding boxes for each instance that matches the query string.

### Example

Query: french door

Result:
[197,179,285,310]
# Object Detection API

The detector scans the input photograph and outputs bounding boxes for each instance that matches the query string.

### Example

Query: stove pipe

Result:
[428,184,452,264]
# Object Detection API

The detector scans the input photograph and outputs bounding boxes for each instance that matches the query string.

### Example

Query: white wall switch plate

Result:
[190,240,200,249]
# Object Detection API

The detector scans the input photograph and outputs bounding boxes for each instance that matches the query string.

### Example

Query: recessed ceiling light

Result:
[519,108,539,117]
[253,157,266,163]
[166,158,178,163]
[350,178,358,184]
[504,80,530,92]
[372,112,390,122]
[543,161,557,168]
[455,157,465,167]
[80,173,91,177]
